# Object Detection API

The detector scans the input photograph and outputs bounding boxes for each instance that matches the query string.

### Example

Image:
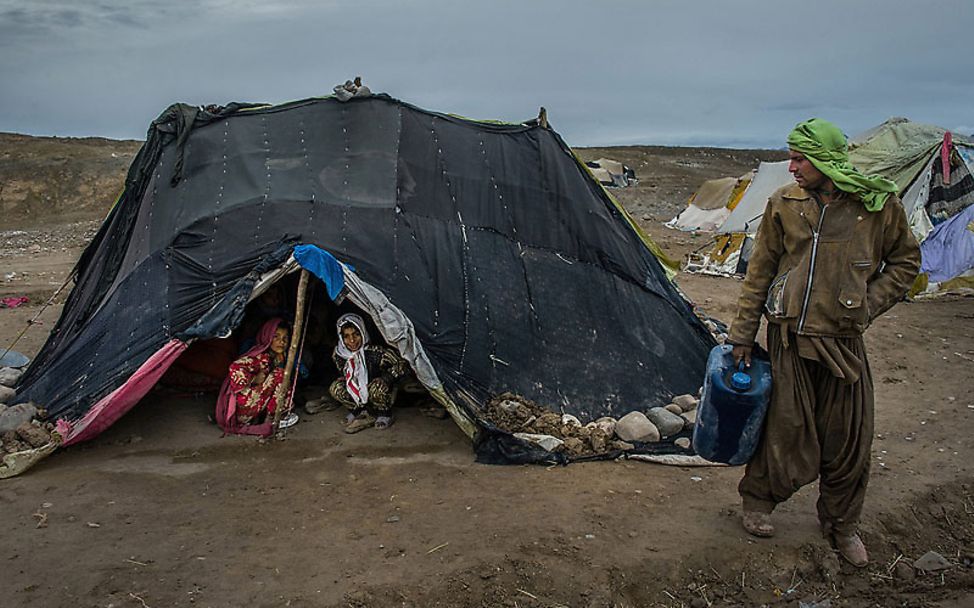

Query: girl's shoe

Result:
[278,411,299,429]
[345,413,376,434]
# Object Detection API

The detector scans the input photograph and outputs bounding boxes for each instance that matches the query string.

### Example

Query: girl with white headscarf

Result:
[329,313,409,433]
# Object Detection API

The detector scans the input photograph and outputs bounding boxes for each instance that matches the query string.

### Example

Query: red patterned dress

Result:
[227,353,286,424]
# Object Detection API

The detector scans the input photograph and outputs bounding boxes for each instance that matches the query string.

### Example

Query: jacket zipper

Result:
[798,205,827,332]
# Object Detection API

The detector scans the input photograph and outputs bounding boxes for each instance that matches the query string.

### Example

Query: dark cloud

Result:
[0,0,971,148]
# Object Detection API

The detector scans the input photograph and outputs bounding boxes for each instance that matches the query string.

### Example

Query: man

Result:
[727,118,920,566]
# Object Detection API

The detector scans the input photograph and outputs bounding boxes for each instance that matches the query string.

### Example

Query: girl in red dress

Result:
[215,318,298,435]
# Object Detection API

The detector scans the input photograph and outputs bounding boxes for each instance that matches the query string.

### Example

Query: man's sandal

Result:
[742,511,775,538]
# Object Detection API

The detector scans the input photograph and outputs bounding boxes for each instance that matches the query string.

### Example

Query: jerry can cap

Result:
[731,363,752,391]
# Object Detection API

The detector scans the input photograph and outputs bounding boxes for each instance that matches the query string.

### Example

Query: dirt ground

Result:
[1,140,973,607]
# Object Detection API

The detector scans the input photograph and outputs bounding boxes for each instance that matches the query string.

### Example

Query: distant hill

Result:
[0,132,786,230]
[0,132,141,229]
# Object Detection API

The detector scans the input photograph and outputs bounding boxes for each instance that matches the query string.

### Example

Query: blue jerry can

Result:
[692,344,773,465]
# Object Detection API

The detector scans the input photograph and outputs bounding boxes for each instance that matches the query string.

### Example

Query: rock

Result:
[646,407,685,438]
[593,417,616,437]
[0,402,38,433]
[615,411,660,443]
[2,436,30,454]
[914,550,951,572]
[664,403,683,415]
[893,561,916,581]
[690,598,707,608]
[562,437,586,456]
[561,414,581,428]
[681,410,697,426]
[513,432,564,452]
[588,428,608,453]
[0,367,23,388]
[498,398,531,420]
[674,437,691,449]
[672,394,698,412]
[537,412,561,426]
[0,350,30,368]
[0,385,15,403]
[16,422,50,448]
[609,440,635,451]
[529,412,562,434]
[1,430,19,451]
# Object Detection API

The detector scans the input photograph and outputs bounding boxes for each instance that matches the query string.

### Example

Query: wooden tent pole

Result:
[272,269,309,433]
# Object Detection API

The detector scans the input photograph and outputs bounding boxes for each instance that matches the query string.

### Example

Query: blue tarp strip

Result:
[293,244,347,300]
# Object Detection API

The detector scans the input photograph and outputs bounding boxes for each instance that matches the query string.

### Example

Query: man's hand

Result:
[732,344,753,368]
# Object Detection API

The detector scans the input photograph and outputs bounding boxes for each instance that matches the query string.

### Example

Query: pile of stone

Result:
[1,403,57,454]
[693,306,729,345]
[484,391,700,458]
[1,363,58,456]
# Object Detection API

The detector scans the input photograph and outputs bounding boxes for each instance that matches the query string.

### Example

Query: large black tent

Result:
[15,93,714,463]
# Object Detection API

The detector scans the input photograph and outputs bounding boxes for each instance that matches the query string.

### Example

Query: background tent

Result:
[666,173,752,232]
[13,94,714,466]
[686,119,974,289]
[684,161,791,275]
[585,158,637,188]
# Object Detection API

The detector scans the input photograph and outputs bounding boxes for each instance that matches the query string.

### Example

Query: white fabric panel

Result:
[901,156,935,243]
[342,270,443,392]
[717,161,792,234]
[665,204,731,232]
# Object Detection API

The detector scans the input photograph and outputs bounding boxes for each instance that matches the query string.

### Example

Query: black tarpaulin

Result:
[16,94,714,462]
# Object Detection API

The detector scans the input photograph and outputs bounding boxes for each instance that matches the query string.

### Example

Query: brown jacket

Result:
[728,183,920,345]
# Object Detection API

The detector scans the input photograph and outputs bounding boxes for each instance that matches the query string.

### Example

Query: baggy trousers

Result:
[738,324,874,536]
[329,378,396,415]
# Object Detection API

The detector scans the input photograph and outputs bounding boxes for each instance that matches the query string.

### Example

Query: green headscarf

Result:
[787,118,898,212]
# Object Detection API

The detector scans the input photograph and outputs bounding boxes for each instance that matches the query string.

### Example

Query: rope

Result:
[1,266,77,363]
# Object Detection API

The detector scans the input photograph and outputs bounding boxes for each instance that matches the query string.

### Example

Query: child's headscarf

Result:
[335,313,371,405]
[787,118,898,212]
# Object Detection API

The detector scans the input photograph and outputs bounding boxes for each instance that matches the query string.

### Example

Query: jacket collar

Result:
[781,182,859,206]
[781,182,811,201]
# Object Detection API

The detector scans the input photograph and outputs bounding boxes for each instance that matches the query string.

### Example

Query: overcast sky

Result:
[1,0,971,148]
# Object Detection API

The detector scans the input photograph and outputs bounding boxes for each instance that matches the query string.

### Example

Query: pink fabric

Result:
[1,296,29,308]
[60,339,189,446]
[214,318,282,436]
[942,131,953,185]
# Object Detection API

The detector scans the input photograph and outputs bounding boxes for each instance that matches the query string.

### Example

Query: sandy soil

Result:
[1,145,973,607]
